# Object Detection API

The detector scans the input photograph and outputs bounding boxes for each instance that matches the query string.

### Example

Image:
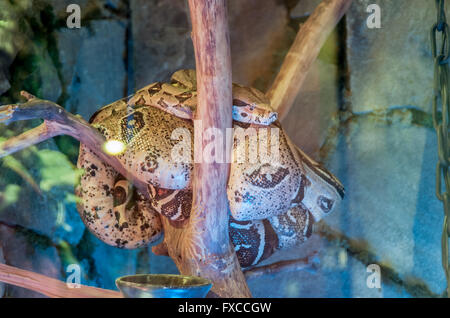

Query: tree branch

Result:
[0,92,149,196]
[160,0,251,298]
[0,263,122,298]
[244,252,319,280]
[267,0,353,120]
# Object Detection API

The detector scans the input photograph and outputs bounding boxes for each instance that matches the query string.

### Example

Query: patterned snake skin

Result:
[76,70,344,267]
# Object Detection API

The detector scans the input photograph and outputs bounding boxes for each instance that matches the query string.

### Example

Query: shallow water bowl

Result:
[115,274,212,298]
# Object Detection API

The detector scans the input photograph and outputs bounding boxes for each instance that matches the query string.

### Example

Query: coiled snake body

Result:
[76,70,344,267]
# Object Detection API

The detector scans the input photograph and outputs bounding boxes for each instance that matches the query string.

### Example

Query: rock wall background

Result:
[0,0,446,297]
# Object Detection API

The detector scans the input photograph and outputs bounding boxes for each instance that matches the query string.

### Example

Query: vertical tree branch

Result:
[161,0,251,298]
[267,0,353,120]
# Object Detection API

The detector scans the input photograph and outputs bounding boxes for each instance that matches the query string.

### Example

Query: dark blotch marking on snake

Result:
[121,111,145,144]
[292,176,311,205]
[245,164,289,189]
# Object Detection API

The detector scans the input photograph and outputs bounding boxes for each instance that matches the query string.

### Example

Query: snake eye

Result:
[175,92,193,103]
[148,82,162,95]
[245,163,289,189]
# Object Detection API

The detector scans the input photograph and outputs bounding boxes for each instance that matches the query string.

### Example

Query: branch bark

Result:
[159,0,251,298]
[0,263,122,298]
[244,252,319,280]
[267,0,353,120]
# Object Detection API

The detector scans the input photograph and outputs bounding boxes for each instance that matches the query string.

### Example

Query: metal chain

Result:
[431,0,450,298]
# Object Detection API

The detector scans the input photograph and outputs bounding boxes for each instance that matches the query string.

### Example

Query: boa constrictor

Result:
[76,70,344,267]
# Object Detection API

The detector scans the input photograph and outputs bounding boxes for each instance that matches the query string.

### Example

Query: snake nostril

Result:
[317,195,334,213]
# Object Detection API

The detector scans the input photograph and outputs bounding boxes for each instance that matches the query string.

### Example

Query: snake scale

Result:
[76,70,344,268]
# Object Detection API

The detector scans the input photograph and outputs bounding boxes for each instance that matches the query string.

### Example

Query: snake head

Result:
[232,83,278,125]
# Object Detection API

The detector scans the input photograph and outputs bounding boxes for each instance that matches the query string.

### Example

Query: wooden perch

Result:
[0,263,121,298]
[159,0,251,298]
[244,252,319,280]
[0,92,149,196]
[267,0,353,120]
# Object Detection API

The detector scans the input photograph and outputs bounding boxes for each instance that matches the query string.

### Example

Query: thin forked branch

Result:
[267,0,353,120]
[244,252,319,280]
[0,91,149,195]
